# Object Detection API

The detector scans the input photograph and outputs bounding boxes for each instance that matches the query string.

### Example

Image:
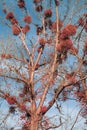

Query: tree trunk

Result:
[30,115,39,130]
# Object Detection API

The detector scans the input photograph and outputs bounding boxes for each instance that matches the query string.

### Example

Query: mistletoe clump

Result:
[12,24,21,35]
[39,38,46,45]
[41,106,47,113]
[18,0,25,8]
[57,38,73,53]
[51,20,63,32]
[24,15,32,24]
[1,54,12,59]
[33,0,42,4]
[6,12,14,20]
[35,5,43,12]
[36,26,43,35]
[6,12,18,25]
[6,96,17,105]
[22,24,30,34]
[74,90,87,117]
[60,24,77,39]
[54,0,59,6]
[44,9,52,18]
[37,45,44,53]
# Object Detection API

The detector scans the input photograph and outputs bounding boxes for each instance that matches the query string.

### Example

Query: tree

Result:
[0,0,87,130]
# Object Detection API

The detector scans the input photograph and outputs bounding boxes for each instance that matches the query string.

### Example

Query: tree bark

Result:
[30,115,39,130]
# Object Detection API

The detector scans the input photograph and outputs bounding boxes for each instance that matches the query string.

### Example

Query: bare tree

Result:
[0,0,87,130]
